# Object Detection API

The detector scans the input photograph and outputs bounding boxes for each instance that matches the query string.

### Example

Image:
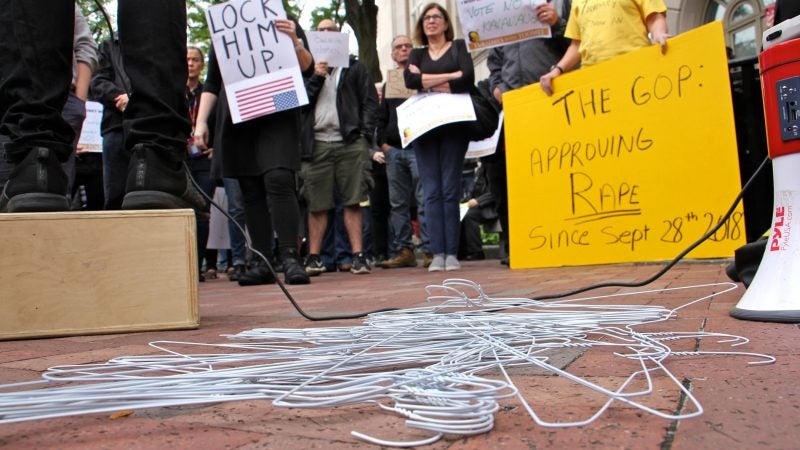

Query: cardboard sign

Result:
[385,69,417,99]
[456,0,551,51]
[503,22,745,269]
[396,93,475,148]
[206,0,308,123]
[77,101,103,153]
[306,31,350,67]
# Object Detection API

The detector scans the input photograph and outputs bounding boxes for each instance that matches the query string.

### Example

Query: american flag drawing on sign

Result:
[235,76,300,121]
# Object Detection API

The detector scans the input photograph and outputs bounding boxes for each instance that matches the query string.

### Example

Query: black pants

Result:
[238,168,302,258]
[370,162,392,259]
[482,129,509,253]
[0,0,189,163]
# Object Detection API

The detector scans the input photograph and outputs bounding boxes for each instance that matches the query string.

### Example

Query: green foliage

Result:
[283,0,303,19]
[77,0,113,43]
[481,228,500,246]
[309,0,345,30]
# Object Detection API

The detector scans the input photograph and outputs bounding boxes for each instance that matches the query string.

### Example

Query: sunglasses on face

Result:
[393,43,412,50]
[317,26,338,32]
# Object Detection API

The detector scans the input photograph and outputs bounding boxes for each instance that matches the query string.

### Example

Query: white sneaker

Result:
[445,255,461,271]
[428,254,445,272]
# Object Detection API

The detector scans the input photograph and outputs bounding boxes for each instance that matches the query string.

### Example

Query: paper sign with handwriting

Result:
[456,0,551,51]
[396,93,475,148]
[306,31,350,67]
[206,0,308,123]
[77,101,104,153]
[503,22,745,269]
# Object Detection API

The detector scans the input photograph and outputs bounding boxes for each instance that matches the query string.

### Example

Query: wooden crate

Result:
[0,210,199,340]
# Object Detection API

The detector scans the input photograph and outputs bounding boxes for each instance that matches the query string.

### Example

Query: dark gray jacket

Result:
[487,0,572,95]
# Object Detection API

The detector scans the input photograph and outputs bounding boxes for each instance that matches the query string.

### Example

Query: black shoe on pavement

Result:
[283,249,310,285]
[237,260,276,286]
[0,147,69,213]
[351,252,371,274]
[464,251,485,261]
[228,263,246,282]
[304,254,326,276]
[121,144,207,211]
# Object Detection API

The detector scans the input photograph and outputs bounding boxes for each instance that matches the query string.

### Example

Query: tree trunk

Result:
[344,0,382,83]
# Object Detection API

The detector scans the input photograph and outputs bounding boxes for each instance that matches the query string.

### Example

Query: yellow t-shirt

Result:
[565,0,667,66]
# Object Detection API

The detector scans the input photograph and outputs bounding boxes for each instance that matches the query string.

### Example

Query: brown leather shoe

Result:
[381,247,417,268]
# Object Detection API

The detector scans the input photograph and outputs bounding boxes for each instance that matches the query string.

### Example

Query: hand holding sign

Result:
[306,31,350,67]
[504,22,744,269]
[205,0,309,123]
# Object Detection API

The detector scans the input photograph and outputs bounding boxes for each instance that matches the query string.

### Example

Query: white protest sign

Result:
[466,110,504,158]
[306,31,350,67]
[206,0,309,123]
[457,0,551,51]
[396,93,476,148]
[77,101,103,153]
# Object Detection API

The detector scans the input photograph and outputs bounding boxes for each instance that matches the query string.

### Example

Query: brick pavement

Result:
[0,259,798,449]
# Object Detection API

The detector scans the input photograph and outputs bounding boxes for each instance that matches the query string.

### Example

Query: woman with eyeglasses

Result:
[404,2,474,272]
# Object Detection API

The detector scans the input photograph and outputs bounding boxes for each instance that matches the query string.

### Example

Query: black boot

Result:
[237,259,276,286]
[0,147,69,213]
[228,263,246,282]
[121,144,207,211]
[283,249,310,285]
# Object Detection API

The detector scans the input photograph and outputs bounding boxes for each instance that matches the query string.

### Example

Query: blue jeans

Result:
[0,0,189,164]
[413,126,468,255]
[321,193,352,270]
[223,177,247,266]
[386,146,426,251]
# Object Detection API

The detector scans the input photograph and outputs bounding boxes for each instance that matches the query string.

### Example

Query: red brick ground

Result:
[1,259,798,449]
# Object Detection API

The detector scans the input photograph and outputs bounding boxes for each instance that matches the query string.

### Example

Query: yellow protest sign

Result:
[504,22,745,269]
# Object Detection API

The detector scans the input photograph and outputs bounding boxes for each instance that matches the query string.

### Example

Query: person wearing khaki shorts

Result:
[301,19,379,276]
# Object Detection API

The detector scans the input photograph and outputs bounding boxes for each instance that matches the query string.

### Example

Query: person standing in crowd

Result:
[63,5,99,209]
[1,0,204,214]
[458,163,497,261]
[220,177,248,282]
[90,37,129,210]
[404,3,475,272]
[301,19,379,276]
[185,46,218,282]
[487,0,571,266]
[193,17,313,286]
[376,34,428,269]
[540,0,669,95]
[0,5,98,206]
[367,85,392,267]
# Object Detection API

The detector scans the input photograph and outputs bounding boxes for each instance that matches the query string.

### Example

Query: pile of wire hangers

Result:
[0,279,774,447]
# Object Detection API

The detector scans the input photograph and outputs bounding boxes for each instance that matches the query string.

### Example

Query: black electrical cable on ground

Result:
[184,164,399,321]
